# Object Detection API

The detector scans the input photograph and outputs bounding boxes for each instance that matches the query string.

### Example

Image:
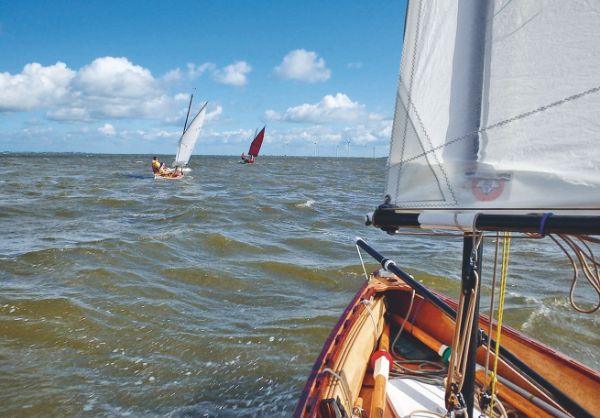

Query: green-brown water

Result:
[1,153,598,416]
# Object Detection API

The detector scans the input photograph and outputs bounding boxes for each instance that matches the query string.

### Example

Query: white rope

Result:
[322,368,353,416]
[360,298,380,348]
[355,243,370,282]
[446,233,483,406]
[483,233,501,390]
[391,289,416,358]
[548,234,600,313]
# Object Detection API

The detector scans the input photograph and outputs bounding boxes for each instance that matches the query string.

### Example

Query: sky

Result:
[0,0,407,157]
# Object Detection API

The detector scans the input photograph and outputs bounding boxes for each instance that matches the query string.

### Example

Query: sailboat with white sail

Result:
[172,93,208,173]
[295,1,600,417]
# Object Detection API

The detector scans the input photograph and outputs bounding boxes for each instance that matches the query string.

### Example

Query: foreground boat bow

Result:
[294,242,600,417]
[297,0,600,416]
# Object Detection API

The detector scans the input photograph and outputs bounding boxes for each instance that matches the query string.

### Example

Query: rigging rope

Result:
[445,234,483,411]
[483,232,501,391]
[548,234,600,313]
[490,232,511,411]
[321,368,353,416]
[360,298,380,349]
[489,232,511,417]
[356,243,370,282]
[391,229,600,313]
[391,289,416,358]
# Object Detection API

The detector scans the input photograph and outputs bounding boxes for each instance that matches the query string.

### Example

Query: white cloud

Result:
[160,63,215,83]
[75,57,156,98]
[213,61,251,87]
[162,68,182,82]
[206,104,223,121]
[174,93,190,101]
[164,62,246,86]
[0,62,76,111]
[47,107,90,121]
[0,57,186,121]
[265,93,368,124]
[0,57,246,126]
[98,123,116,136]
[187,62,215,79]
[273,49,331,83]
[134,129,179,140]
[198,128,256,145]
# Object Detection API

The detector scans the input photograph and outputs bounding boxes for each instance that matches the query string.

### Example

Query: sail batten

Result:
[387,0,600,213]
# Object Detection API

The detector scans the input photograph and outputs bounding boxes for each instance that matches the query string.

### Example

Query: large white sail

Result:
[173,102,208,167]
[386,0,600,212]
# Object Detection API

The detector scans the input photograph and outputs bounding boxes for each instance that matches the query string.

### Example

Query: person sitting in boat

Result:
[152,157,168,175]
[240,153,255,164]
[152,157,160,174]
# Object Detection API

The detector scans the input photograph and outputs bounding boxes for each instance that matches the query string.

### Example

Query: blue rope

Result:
[539,212,553,236]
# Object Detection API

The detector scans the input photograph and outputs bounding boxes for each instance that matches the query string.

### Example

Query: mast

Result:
[446,2,489,416]
[182,92,194,135]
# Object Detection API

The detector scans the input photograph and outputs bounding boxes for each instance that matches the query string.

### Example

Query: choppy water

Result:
[1,153,598,417]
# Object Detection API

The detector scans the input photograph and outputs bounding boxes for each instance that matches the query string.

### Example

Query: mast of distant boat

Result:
[182,92,194,135]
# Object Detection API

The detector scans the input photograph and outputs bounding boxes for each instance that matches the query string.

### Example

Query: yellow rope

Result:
[490,232,511,416]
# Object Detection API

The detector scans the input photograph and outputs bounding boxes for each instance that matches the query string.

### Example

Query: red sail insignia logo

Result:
[471,177,505,201]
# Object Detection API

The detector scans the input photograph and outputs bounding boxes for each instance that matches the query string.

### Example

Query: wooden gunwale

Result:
[294,276,600,417]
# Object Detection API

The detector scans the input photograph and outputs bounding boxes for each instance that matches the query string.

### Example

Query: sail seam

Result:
[397,84,600,166]
[401,86,458,206]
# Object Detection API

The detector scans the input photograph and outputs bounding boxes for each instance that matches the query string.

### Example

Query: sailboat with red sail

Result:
[240,126,265,164]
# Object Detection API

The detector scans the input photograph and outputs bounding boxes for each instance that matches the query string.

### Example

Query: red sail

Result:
[248,127,265,157]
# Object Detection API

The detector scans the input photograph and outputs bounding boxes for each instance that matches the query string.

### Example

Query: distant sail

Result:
[173,102,208,167]
[248,127,266,157]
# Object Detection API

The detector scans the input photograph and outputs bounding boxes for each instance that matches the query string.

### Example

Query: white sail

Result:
[386,0,600,212]
[173,102,208,167]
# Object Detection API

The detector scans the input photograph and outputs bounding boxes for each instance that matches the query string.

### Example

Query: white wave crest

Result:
[296,199,315,208]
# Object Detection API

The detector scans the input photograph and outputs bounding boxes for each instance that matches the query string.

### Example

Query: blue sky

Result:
[0,0,407,156]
